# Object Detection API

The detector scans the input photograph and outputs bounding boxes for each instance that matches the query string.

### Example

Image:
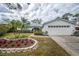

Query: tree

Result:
[74,13,79,17]
[5,3,22,10]
[10,20,23,38]
[31,18,42,24]
[62,13,73,21]
[73,13,79,22]
[21,17,30,31]
[73,13,79,26]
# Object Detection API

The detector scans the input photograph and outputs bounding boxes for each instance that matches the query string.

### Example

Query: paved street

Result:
[50,36,79,56]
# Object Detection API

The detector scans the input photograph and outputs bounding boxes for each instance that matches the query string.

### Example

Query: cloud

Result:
[0,3,79,23]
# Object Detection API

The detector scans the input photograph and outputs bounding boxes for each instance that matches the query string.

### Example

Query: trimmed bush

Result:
[34,29,43,35]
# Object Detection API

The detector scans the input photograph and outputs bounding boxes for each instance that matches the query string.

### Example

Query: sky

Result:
[0,3,79,24]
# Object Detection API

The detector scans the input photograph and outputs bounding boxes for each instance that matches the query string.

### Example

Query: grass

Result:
[0,33,70,56]
[0,33,32,39]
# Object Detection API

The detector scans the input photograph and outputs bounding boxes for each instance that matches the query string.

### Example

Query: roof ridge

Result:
[42,17,76,28]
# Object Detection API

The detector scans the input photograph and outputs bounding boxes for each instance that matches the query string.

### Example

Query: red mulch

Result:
[0,38,35,48]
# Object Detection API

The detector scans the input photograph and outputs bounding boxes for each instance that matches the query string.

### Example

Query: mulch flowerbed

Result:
[0,38,35,48]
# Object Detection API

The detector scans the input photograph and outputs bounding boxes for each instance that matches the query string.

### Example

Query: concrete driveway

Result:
[50,35,79,56]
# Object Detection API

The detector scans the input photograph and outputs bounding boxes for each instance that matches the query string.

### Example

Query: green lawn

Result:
[0,33,32,39]
[0,33,70,56]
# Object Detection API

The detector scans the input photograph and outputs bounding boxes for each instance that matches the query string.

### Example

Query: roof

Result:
[42,17,76,28]
[30,22,42,27]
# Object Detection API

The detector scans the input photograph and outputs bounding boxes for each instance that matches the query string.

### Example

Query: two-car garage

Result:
[42,18,75,35]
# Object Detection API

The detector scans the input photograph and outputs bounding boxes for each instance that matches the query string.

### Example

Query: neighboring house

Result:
[42,17,76,35]
[30,23,42,31]
[23,22,42,32]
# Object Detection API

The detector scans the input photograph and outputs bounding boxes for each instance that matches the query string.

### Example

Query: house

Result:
[23,22,42,32]
[30,23,42,32]
[42,17,76,35]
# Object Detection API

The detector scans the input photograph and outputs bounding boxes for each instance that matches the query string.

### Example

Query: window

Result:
[48,25,70,28]
[48,26,50,27]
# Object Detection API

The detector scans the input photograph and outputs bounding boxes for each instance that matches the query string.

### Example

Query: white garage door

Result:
[48,26,74,35]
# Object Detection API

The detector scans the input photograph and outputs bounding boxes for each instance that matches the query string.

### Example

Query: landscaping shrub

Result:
[0,24,12,36]
[34,31,43,35]
[34,29,43,35]
[43,31,48,36]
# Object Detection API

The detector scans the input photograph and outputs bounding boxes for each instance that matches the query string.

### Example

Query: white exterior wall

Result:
[42,20,75,35]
